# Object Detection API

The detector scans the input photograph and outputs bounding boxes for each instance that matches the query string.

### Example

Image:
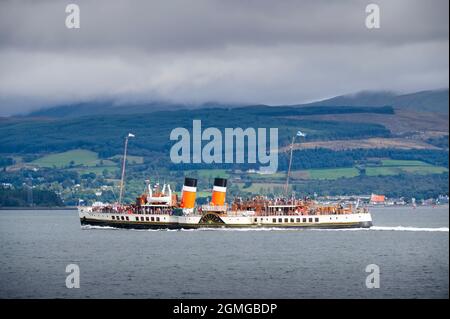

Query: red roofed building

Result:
[370,194,386,204]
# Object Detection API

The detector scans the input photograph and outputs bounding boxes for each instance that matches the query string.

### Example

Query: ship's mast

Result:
[118,133,135,205]
[285,130,306,195]
[285,136,295,195]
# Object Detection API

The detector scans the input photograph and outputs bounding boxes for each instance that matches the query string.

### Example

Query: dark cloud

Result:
[0,0,448,115]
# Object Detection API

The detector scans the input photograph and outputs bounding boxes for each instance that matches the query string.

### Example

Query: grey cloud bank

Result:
[0,0,448,115]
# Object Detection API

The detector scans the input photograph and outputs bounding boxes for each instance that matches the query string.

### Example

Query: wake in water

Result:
[81,225,119,230]
[312,226,449,232]
[370,226,449,232]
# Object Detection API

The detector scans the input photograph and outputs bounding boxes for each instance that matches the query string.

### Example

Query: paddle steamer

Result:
[79,177,372,229]
[78,133,372,229]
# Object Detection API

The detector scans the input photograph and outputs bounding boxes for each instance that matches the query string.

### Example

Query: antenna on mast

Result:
[118,133,135,205]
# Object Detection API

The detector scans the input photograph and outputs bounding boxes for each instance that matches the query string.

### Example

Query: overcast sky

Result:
[0,0,448,115]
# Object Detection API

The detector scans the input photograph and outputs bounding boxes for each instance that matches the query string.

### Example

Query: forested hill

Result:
[302,89,449,114]
[0,105,393,156]
[0,188,63,207]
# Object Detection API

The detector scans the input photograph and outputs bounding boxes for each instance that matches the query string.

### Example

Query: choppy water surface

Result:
[0,206,448,298]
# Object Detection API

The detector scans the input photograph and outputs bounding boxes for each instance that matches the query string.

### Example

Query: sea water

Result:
[0,206,448,298]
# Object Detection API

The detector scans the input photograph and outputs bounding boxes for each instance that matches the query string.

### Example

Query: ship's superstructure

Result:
[79,177,373,229]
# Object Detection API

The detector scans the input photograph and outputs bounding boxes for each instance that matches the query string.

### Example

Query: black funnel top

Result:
[213,178,227,187]
[184,177,198,187]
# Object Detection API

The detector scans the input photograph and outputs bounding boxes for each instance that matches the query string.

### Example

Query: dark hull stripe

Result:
[80,218,373,230]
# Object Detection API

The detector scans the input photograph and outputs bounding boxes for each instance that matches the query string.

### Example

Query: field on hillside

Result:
[365,166,448,176]
[296,159,446,179]
[290,138,441,151]
[27,149,449,182]
[305,167,360,179]
[186,169,230,179]
[189,158,447,186]
[32,149,104,168]
[109,154,144,164]
[32,149,122,174]
[364,159,448,176]
[289,109,449,135]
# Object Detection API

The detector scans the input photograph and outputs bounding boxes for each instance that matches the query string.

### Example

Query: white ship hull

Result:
[79,207,373,229]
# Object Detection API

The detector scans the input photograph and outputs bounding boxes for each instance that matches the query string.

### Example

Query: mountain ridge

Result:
[22,88,449,118]
[302,89,449,114]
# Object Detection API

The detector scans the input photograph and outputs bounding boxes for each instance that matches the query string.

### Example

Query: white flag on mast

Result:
[128,133,135,138]
[297,131,306,137]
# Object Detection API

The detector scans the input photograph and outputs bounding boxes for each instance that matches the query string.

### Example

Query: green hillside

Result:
[0,103,447,204]
[304,89,449,114]
[0,188,63,207]
[0,106,392,156]
[33,149,101,168]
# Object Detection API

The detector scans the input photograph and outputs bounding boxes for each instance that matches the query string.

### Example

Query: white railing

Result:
[201,204,227,212]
